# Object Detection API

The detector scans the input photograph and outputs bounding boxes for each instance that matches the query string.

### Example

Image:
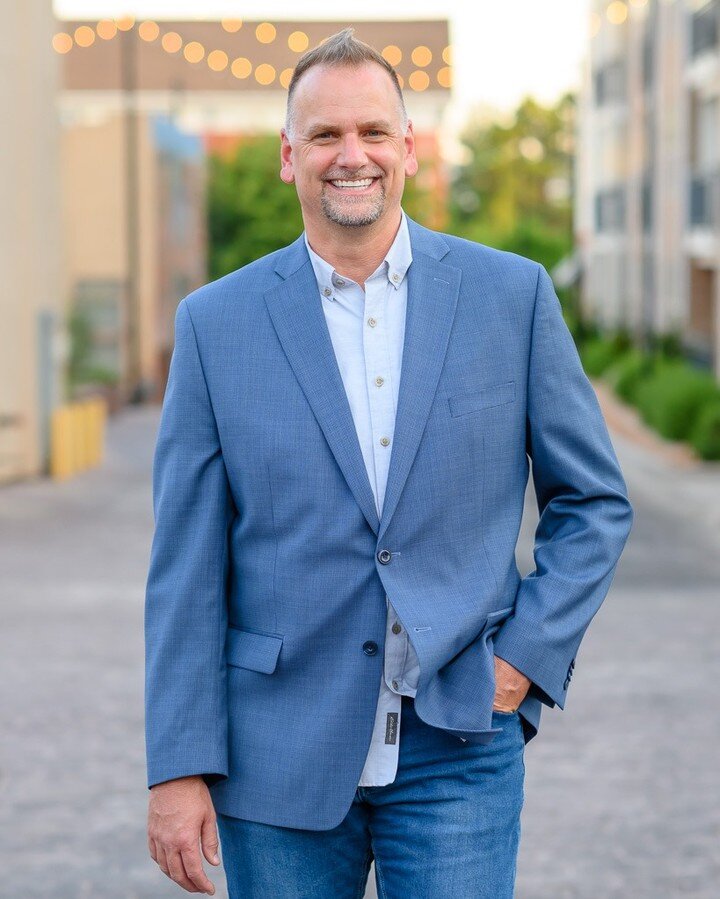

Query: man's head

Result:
[279,28,418,233]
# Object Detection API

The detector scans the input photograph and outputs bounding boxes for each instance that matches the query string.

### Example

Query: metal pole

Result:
[120,23,141,401]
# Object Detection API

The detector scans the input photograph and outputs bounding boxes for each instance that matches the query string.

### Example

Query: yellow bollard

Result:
[50,397,108,479]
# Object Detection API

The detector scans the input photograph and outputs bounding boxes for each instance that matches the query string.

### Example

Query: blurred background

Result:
[1,1,719,896]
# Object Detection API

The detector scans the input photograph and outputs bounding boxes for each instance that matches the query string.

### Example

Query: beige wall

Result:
[0,1,64,482]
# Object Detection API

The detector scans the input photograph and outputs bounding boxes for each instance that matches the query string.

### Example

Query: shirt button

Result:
[335,278,345,287]
[380,436,390,447]
[375,376,384,387]
[391,273,400,282]
[322,287,332,297]
[392,622,402,634]
[367,317,377,327]
[392,680,399,690]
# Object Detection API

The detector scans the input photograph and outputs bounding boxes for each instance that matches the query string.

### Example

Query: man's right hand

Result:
[147,774,220,894]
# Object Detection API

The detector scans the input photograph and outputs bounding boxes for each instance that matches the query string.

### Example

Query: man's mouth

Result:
[326,177,380,191]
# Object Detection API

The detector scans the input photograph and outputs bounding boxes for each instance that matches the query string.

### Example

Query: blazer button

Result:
[363,641,378,655]
[563,678,570,690]
[377,549,392,564]
[570,659,575,669]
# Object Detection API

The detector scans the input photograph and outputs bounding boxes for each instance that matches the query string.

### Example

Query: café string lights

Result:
[51,16,453,92]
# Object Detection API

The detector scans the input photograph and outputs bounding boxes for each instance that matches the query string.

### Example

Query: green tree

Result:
[207,136,304,279]
[449,93,575,273]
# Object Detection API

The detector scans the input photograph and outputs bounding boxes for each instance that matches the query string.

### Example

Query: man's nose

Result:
[335,134,368,170]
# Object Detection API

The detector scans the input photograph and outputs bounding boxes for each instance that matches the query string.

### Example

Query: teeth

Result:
[330,179,374,188]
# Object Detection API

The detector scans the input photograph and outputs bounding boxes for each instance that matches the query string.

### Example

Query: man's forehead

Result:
[293,62,398,106]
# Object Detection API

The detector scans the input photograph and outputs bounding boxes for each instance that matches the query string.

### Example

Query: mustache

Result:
[322,171,383,181]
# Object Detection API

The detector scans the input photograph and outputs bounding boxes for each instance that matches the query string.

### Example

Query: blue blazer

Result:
[144,216,633,830]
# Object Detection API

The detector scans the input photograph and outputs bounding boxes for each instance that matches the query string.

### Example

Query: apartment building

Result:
[576,0,720,377]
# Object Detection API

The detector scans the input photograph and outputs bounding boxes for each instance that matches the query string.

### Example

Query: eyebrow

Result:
[306,120,395,135]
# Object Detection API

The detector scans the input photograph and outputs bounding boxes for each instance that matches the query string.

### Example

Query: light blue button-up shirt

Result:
[304,210,420,786]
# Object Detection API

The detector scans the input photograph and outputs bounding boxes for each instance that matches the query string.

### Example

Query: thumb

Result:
[201,814,221,866]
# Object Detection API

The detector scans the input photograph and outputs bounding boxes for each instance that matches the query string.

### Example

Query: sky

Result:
[54,1,591,123]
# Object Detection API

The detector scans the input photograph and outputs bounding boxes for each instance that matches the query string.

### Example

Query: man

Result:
[145,28,633,898]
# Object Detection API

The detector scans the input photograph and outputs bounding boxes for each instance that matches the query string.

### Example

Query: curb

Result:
[590,379,701,470]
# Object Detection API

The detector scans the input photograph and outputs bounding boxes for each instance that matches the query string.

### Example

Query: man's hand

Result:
[148,775,220,895]
[493,655,531,712]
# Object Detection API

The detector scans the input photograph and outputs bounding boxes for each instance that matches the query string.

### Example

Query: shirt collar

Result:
[304,209,412,299]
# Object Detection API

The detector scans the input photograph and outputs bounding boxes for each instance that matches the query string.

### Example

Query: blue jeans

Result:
[217,695,525,898]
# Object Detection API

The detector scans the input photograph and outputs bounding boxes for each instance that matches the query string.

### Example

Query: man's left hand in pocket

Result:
[492,655,531,713]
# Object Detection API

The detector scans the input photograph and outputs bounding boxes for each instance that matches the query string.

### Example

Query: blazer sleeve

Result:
[492,264,634,710]
[144,298,234,789]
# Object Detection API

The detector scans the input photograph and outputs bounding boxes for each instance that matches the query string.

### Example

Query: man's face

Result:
[280,62,418,231]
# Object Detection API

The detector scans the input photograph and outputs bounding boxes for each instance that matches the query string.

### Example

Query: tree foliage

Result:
[207,136,304,280]
[449,93,576,273]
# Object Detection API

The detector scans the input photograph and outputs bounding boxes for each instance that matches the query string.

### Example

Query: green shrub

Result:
[604,348,655,404]
[579,335,626,376]
[634,361,720,440]
[688,401,720,461]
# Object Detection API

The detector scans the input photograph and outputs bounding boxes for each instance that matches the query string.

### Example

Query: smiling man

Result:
[145,28,633,899]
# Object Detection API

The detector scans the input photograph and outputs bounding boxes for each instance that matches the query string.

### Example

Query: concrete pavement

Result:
[1,382,719,898]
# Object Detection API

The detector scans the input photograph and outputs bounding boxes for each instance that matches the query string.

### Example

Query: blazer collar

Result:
[272,213,451,281]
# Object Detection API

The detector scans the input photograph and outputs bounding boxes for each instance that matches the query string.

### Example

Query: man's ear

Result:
[404,120,419,178]
[279,129,295,184]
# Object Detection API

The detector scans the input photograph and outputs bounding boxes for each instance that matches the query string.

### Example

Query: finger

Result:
[166,848,201,892]
[181,846,215,895]
[201,815,221,866]
[148,836,158,864]
[156,845,170,878]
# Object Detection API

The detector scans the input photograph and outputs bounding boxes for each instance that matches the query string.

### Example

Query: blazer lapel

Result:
[262,219,461,545]
[263,237,380,535]
[377,221,461,543]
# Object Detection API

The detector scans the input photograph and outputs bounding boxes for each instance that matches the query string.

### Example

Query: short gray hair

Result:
[284,27,408,139]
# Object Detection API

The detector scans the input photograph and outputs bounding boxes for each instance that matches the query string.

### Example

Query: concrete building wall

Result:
[0,1,64,482]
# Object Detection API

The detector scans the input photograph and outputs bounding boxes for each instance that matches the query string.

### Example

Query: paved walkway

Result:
[1,381,718,898]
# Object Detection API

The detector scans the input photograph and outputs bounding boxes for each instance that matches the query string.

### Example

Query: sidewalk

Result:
[592,378,720,535]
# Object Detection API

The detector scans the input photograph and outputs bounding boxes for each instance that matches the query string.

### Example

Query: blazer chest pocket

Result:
[448,380,515,418]
[225,625,284,674]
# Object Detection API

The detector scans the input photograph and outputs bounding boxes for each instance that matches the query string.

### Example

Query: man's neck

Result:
[304,210,403,288]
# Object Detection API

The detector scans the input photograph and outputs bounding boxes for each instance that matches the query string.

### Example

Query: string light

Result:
[96,20,117,40]
[138,21,160,42]
[382,45,402,66]
[207,49,229,72]
[288,31,309,53]
[255,23,276,44]
[52,32,73,54]
[183,41,205,64]
[411,46,432,67]
[606,1,629,24]
[74,25,95,47]
[51,19,453,92]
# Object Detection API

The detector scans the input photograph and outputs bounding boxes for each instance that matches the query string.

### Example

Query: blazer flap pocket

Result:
[225,626,284,674]
[449,381,515,417]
